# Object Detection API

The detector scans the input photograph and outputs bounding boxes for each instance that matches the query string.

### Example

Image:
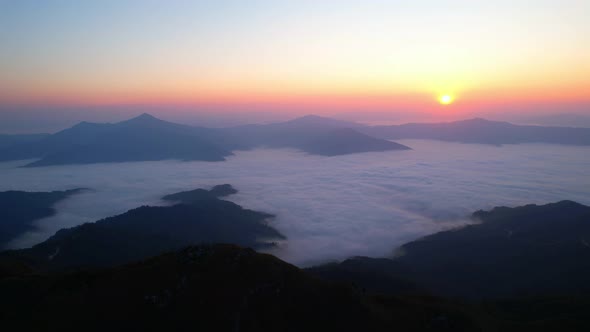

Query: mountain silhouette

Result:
[1,185,283,270]
[362,118,590,145]
[220,115,409,154]
[312,200,590,299]
[0,244,487,332]
[300,128,410,156]
[0,114,409,166]
[3,114,590,167]
[0,189,87,248]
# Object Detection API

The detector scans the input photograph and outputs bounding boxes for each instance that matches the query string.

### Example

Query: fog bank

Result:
[1,140,589,266]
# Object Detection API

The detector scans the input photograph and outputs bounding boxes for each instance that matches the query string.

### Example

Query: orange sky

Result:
[1,0,589,120]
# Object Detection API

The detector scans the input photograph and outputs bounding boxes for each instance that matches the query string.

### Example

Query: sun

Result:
[438,94,454,105]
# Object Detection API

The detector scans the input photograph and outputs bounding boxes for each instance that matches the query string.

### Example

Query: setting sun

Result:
[439,95,454,105]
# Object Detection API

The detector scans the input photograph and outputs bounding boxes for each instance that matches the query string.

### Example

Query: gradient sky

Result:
[1,0,589,125]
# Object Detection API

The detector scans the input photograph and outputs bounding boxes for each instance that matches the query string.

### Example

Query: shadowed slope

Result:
[0,189,87,248]
[2,185,284,270]
[312,201,590,299]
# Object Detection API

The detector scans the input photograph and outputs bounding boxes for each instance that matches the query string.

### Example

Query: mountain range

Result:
[4,113,589,167]
[0,114,234,166]
[0,114,409,167]
[361,118,590,145]
[2,199,590,330]
[310,200,590,299]
[1,244,485,332]
[1,185,284,271]
[3,186,590,301]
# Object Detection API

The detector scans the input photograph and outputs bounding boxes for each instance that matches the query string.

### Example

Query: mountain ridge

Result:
[2,114,590,167]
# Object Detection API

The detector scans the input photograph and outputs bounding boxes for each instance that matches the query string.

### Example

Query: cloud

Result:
[1,140,589,266]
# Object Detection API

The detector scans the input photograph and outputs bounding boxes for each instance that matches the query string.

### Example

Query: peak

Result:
[454,118,511,126]
[69,121,103,129]
[120,113,163,125]
[134,113,158,120]
[286,115,360,127]
[290,115,332,122]
[300,114,325,120]
[464,118,492,123]
[552,200,586,208]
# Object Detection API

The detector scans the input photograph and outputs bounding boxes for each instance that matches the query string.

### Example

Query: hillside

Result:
[0,244,482,332]
[311,201,590,299]
[2,185,284,270]
[0,189,86,248]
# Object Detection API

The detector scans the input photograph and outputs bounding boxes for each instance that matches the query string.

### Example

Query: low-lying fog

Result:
[1,140,589,266]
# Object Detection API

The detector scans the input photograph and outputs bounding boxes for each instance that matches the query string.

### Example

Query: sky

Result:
[1,0,589,129]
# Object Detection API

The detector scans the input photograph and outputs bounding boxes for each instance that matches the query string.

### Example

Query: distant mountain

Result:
[221,115,410,154]
[0,113,232,166]
[516,113,590,128]
[0,114,409,166]
[162,183,238,203]
[0,134,49,149]
[312,201,590,299]
[280,114,364,129]
[362,118,590,145]
[0,189,86,248]
[5,114,590,167]
[300,128,410,156]
[1,185,284,270]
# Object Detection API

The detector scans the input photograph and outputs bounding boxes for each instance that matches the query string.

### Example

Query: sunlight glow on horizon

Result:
[1,0,589,117]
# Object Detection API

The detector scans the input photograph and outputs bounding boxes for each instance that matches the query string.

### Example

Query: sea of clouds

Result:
[1,140,589,266]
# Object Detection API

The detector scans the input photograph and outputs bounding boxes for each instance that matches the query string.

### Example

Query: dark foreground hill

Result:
[3,200,590,330]
[4,244,590,331]
[1,185,284,270]
[310,200,590,299]
[0,244,487,332]
[0,189,86,248]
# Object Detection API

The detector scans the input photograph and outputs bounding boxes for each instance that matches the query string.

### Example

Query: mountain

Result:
[5,114,590,167]
[0,189,86,248]
[362,118,590,145]
[0,244,487,332]
[3,200,590,330]
[0,113,232,166]
[0,114,409,166]
[300,128,411,156]
[395,200,590,298]
[312,201,590,299]
[280,114,364,129]
[221,115,410,154]
[4,244,590,331]
[0,114,590,167]
[2,185,284,270]
[516,113,590,128]
[162,183,238,203]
